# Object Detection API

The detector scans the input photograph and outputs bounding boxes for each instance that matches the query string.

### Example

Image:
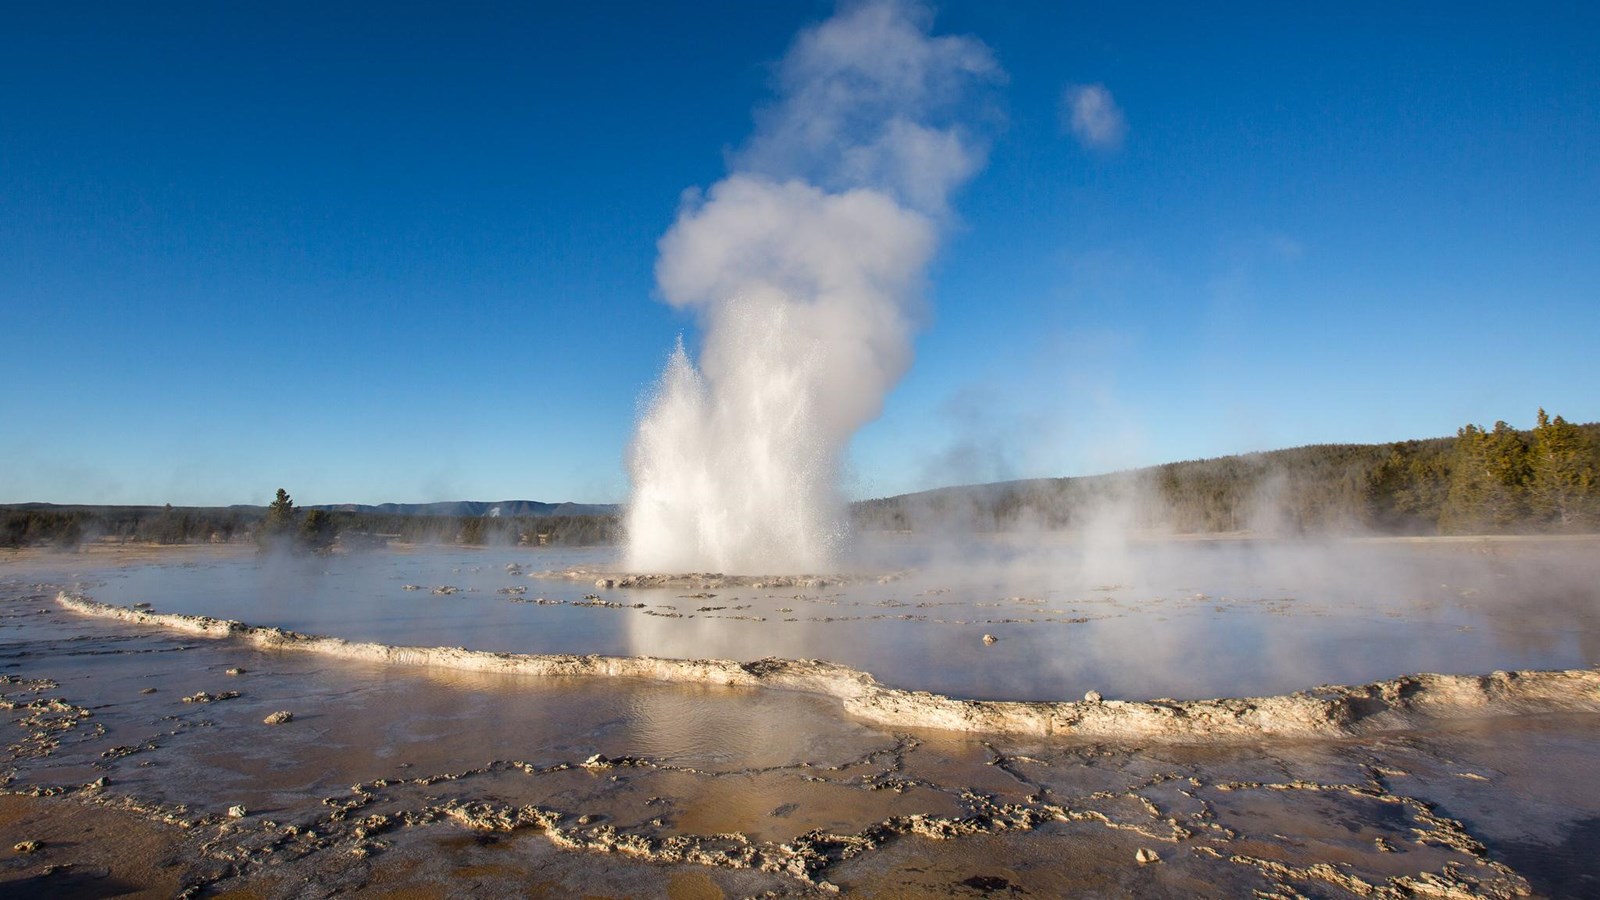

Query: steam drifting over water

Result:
[626,1,1001,574]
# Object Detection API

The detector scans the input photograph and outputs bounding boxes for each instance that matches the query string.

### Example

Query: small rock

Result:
[225,667,246,676]
[263,711,294,725]
[1084,690,1103,703]
[139,687,158,694]
[13,840,41,854]
[982,634,998,645]
[595,578,616,589]
[182,690,240,704]
[581,754,610,769]
[1135,847,1160,864]
[228,805,248,818]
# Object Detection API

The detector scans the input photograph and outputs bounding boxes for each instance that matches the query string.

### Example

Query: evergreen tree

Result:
[1439,425,1489,533]
[272,491,291,515]
[265,489,295,528]
[299,508,337,551]
[1529,408,1595,528]
[1481,420,1532,526]
[1365,441,1453,532]
[258,488,298,546]
[1439,422,1532,533]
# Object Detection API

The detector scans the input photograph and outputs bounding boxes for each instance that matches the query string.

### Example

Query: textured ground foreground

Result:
[1,579,1597,896]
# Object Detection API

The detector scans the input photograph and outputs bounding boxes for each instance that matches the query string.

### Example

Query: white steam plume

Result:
[626,1,1000,574]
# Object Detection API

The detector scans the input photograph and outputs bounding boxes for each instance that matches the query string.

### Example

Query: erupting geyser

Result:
[626,0,1001,574]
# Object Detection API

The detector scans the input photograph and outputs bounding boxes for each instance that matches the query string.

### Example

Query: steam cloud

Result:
[626,1,1000,574]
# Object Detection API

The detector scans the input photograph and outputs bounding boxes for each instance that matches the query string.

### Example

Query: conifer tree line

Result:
[1437,409,1596,532]
[855,408,1599,536]
[1,494,618,550]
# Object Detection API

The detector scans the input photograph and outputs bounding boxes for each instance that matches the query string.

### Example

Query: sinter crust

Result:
[56,592,1600,743]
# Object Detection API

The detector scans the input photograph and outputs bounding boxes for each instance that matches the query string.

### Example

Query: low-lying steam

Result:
[626,0,1000,574]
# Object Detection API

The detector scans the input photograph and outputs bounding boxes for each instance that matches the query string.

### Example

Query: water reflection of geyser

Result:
[625,1,1000,574]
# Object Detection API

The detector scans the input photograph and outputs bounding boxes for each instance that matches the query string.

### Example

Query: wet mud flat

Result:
[3,572,1600,896]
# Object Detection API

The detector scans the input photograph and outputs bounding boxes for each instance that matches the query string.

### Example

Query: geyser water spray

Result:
[626,0,1000,574]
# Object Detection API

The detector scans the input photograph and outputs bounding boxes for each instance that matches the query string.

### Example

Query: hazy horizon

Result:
[4,417,1589,510]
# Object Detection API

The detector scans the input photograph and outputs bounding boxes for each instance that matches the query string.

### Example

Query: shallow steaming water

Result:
[55,537,1600,702]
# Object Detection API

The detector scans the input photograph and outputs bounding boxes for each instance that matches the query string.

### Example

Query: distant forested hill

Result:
[852,412,1600,537]
[5,410,1596,548]
[308,500,618,518]
[1,499,618,549]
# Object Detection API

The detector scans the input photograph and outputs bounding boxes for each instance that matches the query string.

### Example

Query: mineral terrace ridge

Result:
[55,592,1600,742]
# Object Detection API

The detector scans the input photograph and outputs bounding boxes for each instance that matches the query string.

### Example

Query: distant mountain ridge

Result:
[307,500,619,518]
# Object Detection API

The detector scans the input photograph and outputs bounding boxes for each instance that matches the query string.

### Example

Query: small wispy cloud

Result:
[1269,234,1305,261]
[1061,83,1126,151]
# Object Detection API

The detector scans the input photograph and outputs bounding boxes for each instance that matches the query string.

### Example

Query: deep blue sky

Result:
[4,1,1596,506]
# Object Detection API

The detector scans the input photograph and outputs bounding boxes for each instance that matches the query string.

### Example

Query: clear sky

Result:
[4,1,1596,507]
